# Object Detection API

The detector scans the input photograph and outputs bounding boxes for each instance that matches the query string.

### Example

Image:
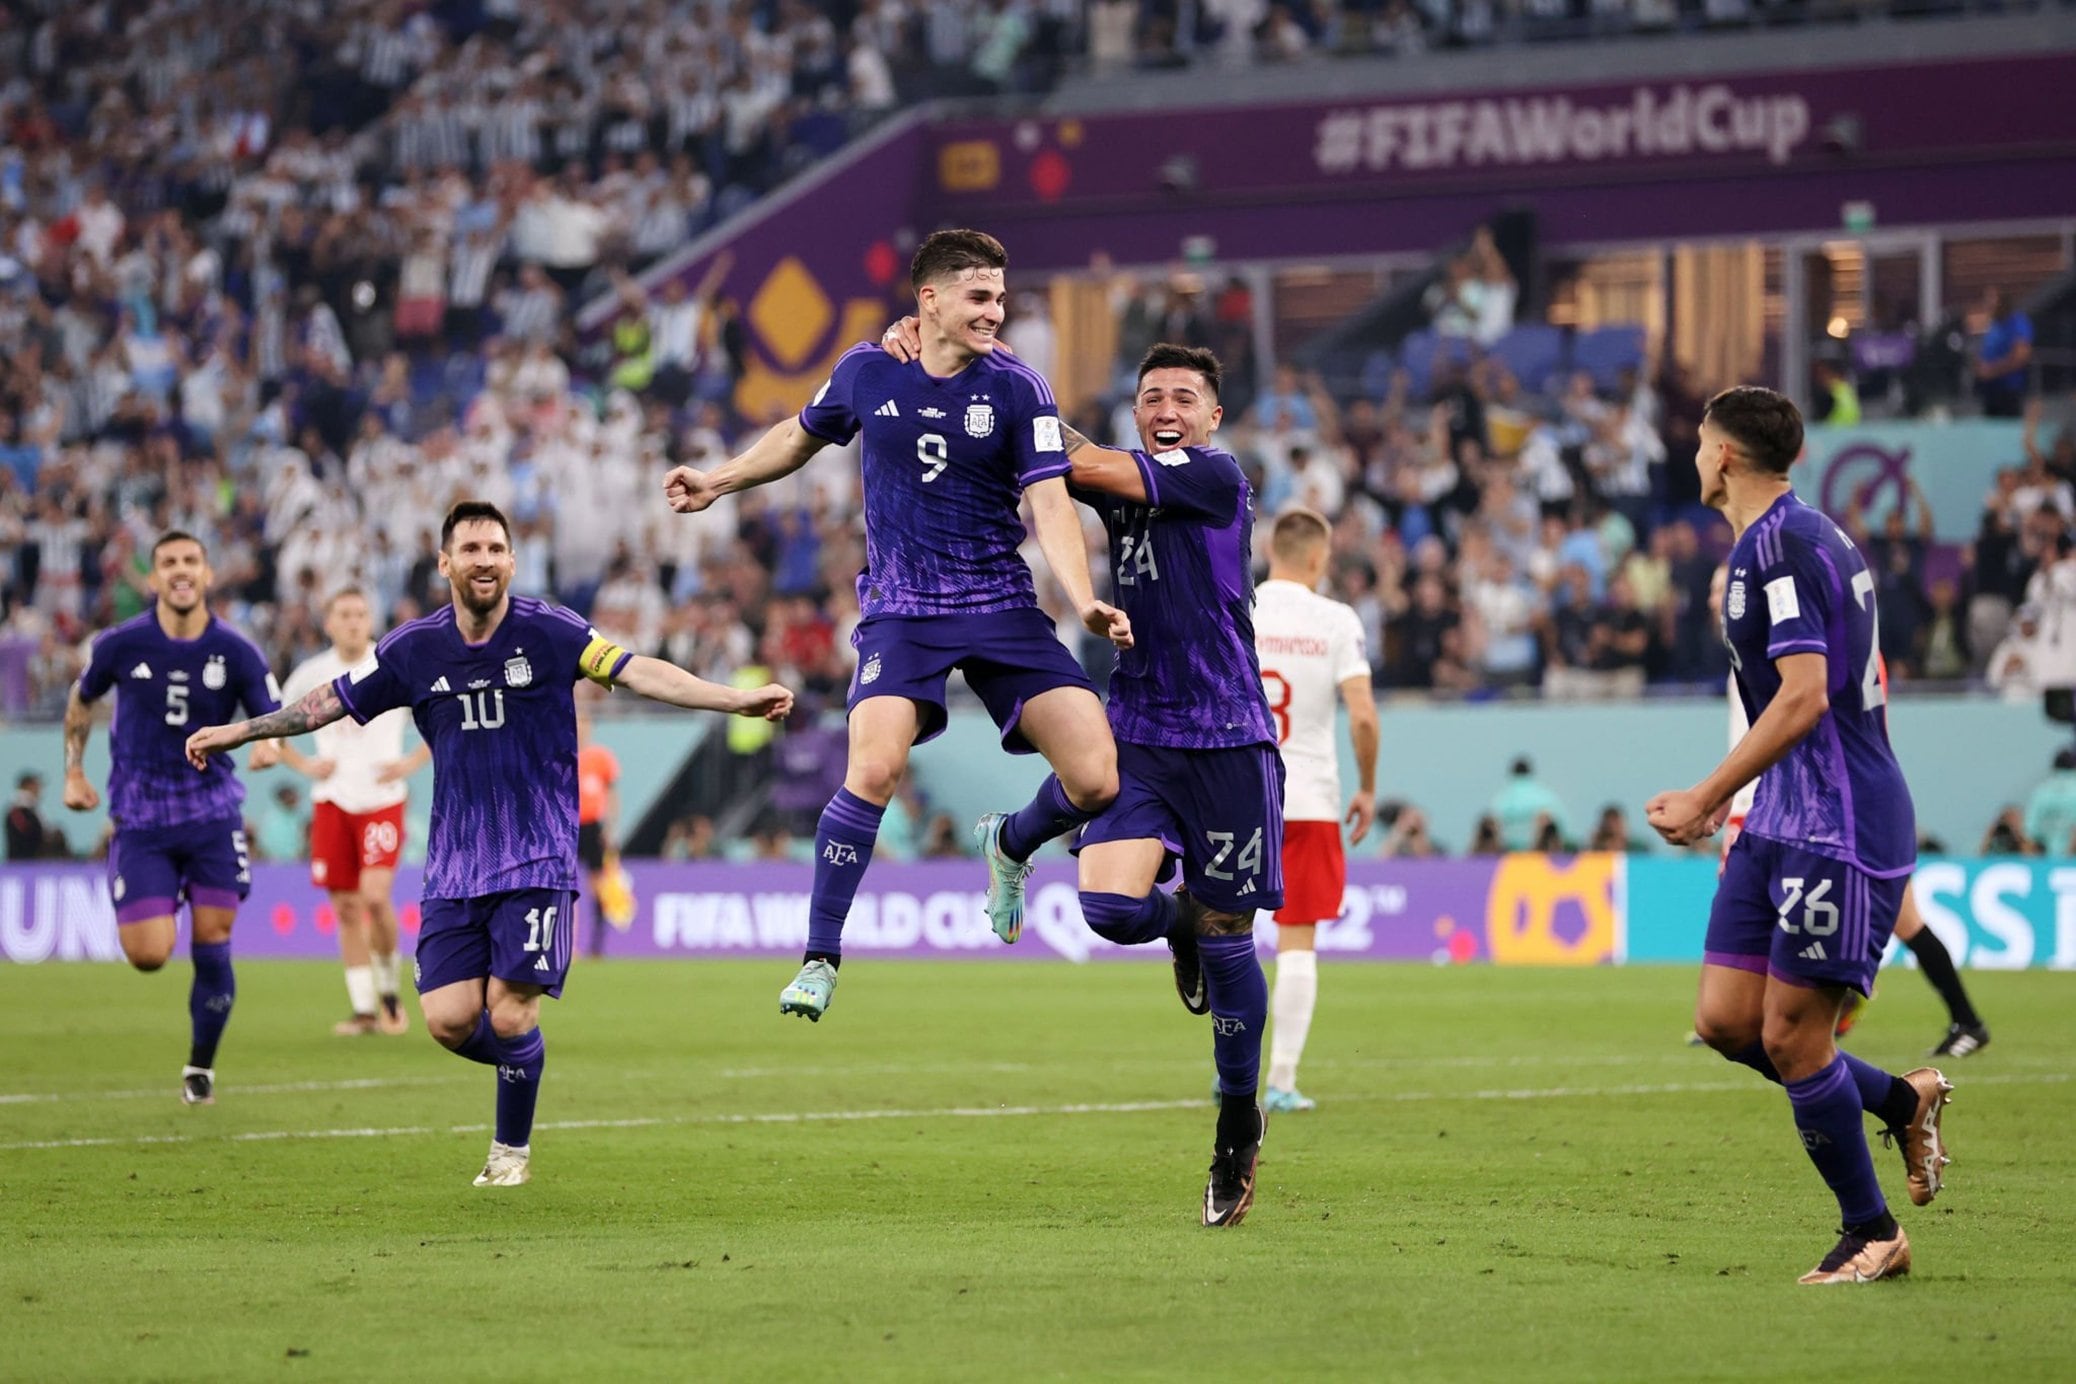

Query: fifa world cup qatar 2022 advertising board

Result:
[8,856,2073,969]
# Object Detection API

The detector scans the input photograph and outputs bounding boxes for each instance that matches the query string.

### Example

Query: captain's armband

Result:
[580,633,634,687]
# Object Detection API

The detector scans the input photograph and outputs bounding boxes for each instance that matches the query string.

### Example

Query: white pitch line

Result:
[4,1073,2065,1154]
[0,1075,466,1106]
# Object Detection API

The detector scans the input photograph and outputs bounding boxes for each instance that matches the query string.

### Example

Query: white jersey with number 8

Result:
[1254,579,1370,822]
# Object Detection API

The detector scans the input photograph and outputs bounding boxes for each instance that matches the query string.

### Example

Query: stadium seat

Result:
[1488,325,1566,394]
[1572,324,1648,392]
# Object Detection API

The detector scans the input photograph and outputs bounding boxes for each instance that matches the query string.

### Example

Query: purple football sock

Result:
[1200,934,1267,1097]
[807,789,884,959]
[999,775,1097,862]
[493,1028,545,1147]
[1079,890,1176,946]
[447,1010,500,1065]
[1786,1055,1888,1227]
[187,940,236,1069]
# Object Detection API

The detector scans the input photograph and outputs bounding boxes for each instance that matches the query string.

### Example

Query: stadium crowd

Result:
[2,0,2073,867]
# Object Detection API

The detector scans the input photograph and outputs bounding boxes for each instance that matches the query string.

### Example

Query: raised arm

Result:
[612,654,794,721]
[1026,473,1133,650]
[185,682,350,770]
[663,416,826,513]
[1339,671,1379,843]
[61,685,101,811]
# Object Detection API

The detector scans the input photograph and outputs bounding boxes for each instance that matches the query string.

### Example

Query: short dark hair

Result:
[1136,343,1223,401]
[910,229,1007,292]
[150,530,205,561]
[324,586,370,612]
[1703,386,1804,476]
[1510,756,1534,777]
[441,501,512,550]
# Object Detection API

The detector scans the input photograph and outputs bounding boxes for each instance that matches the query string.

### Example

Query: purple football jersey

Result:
[1074,445,1277,751]
[1722,492,1915,878]
[332,597,629,899]
[76,609,281,830]
[798,343,1068,618]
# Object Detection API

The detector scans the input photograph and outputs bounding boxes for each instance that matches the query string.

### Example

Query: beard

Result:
[453,572,509,614]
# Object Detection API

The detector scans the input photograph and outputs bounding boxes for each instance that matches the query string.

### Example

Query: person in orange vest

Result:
[577,705,622,958]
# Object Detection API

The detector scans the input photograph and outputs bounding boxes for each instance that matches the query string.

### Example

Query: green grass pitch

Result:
[2,959,2071,1382]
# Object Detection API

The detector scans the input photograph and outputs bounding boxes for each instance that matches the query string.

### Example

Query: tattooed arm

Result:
[1056,419,1151,503]
[184,682,348,770]
[61,686,101,811]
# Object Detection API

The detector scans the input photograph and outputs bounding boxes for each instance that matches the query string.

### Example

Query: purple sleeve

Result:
[1130,446,1241,524]
[1006,364,1069,489]
[333,640,411,726]
[76,629,119,702]
[1762,534,1835,661]
[538,602,603,681]
[797,344,872,446]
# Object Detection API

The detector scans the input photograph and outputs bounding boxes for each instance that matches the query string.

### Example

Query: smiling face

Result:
[918,266,1006,359]
[149,538,212,615]
[1133,366,1222,452]
[439,518,515,618]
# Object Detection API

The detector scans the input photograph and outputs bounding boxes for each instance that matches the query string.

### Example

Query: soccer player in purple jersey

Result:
[663,229,1132,1022]
[186,502,792,1187]
[1646,387,1954,1285]
[62,532,283,1106]
[1056,344,1283,1227]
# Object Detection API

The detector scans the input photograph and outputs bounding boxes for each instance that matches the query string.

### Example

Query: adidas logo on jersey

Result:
[875,400,900,417]
[131,663,152,679]
[1798,941,1828,961]
[534,955,552,972]
[431,676,451,693]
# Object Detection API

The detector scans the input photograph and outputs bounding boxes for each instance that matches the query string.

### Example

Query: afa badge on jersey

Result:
[504,655,533,688]
[203,657,226,690]
[965,402,994,438]
[1727,580,1746,621]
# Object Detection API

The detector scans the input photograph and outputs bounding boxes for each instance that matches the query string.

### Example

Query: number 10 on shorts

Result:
[523,905,558,952]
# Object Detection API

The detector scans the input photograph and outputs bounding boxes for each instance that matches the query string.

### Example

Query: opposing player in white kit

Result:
[1253,508,1378,1112]
[280,589,428,1035]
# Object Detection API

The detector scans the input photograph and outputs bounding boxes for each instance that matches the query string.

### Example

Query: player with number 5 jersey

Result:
[1647,387,1952,1287]
[63,531,282,1108]
[185,501,794,1188]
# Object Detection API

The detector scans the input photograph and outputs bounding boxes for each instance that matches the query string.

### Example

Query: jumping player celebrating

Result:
[1649,387,1952,1285]
[663,229,1130,1022]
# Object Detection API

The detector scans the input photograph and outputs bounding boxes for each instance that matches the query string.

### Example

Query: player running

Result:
[186,501,792,1187]
[1709,568,1991,1056]
[62,531,282,1105]
[281,588,428,1036]
[1648,387,1952,1285]
[663,229,1131,1022]
[1052,344,1282,1227]
[1253,507,1378,1114]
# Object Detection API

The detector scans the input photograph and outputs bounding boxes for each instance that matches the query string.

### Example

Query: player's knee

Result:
[127,950,169,974]
[487,1004,538,1040]
[1690,1011,1754,1054]
[1059,755,1118,812]
[1194,906,1253,939]
[425,1010,476,1048]
[845,756,904,804]
[120,933,173,971]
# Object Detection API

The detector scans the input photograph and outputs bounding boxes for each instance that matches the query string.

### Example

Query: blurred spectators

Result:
[2023,747,2076,856]
[1974,287,2033,420]
[1488,755,1568,853]
[6,770,62,860]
